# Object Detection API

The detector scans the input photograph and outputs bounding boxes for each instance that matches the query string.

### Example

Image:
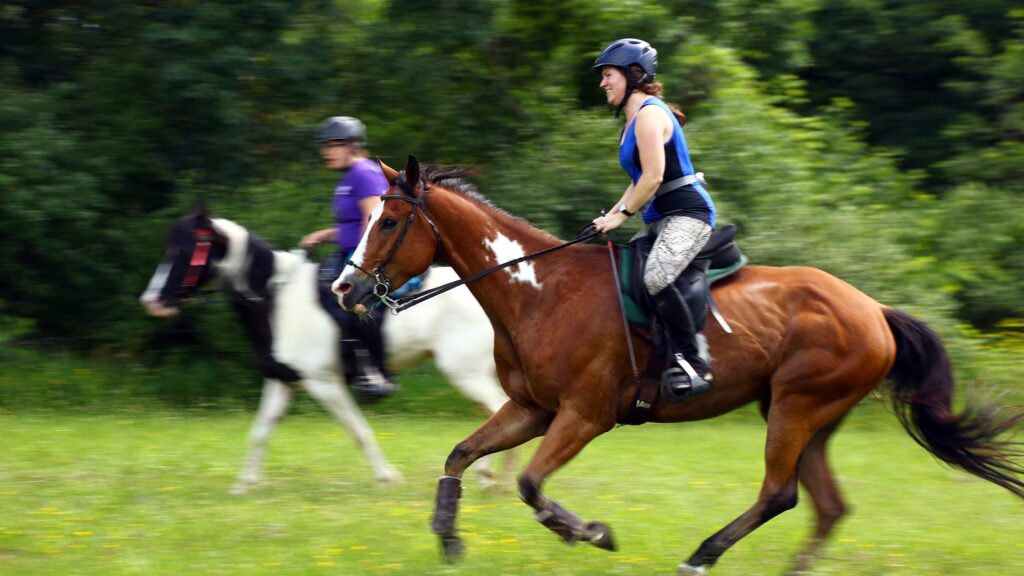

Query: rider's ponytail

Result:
[627,65,687,126]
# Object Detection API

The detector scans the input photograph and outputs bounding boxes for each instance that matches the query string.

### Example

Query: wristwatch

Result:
[618,204,635,217]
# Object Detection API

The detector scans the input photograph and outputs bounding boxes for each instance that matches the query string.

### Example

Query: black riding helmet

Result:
[316,116,366,147]
[593,38,658,117]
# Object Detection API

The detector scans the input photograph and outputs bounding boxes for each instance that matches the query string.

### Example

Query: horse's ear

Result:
[377,158,399,183]
[190,201,209,218]
[405,154,421,197]
[189,201,213,229]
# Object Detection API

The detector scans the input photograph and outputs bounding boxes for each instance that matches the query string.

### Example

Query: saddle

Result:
[616,224,747,424]
[619,224,746,331]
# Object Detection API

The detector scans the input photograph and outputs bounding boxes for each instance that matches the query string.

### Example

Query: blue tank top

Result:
[619,97,715,228]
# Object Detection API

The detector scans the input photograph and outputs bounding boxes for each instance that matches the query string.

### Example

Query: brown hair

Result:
[627,65,686,126]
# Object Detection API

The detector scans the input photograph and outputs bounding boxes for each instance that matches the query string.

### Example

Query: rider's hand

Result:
[300,231,323,249]
[592,211,628,234]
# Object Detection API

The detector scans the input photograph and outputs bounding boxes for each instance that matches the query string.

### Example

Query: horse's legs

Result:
[431,401,552,561]
[437,367,512,488]
[518,409,616,551]
[302,375,400,486]
[679,396,838,575]
[789,416,848,575]
[231,379,294,494]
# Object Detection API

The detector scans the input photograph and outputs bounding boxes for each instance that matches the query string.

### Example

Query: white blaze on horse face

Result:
[483,232,542,290]
[334,201,385,292]
[140,259,173,304]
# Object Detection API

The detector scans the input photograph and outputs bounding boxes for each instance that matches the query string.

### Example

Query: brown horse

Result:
[334,156,1023,575]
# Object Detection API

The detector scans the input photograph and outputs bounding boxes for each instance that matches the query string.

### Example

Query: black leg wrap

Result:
[431,476,462,535]
[535,500,585,544]
[431,476,465,562]
[534,501,617,551]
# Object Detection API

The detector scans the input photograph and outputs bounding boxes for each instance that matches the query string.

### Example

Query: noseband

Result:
[347,187,442,310]
[181,229,214,289]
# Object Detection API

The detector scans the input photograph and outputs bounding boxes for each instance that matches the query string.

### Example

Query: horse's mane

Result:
[420,164,562,243]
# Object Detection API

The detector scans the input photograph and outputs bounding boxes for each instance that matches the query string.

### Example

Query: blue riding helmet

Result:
[316,116,367,145]
[593,38,658,83]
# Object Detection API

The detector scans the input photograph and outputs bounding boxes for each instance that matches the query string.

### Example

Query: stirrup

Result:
[350,367,398,403]
[661,355,711,403]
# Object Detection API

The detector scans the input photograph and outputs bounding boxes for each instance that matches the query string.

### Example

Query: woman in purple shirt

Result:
[302,116,396,400]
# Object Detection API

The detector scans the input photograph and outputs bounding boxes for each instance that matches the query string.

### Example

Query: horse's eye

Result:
[381,217,398,230]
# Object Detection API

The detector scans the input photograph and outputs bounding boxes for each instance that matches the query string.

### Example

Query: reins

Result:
[380,225,598,313]
[349,213,600,313]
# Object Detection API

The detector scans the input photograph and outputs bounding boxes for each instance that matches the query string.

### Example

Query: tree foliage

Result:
[1,0,1019,373]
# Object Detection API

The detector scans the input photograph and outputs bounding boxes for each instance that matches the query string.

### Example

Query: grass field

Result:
[1,369,1023,575]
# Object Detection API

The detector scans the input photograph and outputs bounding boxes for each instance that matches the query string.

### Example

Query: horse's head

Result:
[140,204,227,317]
[333,155,441,314]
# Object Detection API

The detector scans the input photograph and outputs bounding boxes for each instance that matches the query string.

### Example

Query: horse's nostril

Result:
[338,283,352,294]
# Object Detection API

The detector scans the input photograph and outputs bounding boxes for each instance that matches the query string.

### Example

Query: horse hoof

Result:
[440,535,465,563]
[585,521,617,552]
[677,563,708,576]
[228,479,261,495]
[475,467,498,490]
[376,466,403,487]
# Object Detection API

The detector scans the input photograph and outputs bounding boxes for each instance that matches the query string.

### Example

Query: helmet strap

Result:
[616,77,636,119]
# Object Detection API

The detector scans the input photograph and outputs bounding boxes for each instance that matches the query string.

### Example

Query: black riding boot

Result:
[316,258,396,402]
[339,312,397,403]
[650,285,712,402]
[331,297,399,401]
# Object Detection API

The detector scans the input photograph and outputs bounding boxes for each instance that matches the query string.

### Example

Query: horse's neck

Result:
[432,190,560,323]
[210,218,280,299]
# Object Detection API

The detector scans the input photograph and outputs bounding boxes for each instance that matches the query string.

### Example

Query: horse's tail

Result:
[883,307,1024,498]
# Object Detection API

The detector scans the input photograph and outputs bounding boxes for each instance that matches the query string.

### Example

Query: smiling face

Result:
[599,66,628,107]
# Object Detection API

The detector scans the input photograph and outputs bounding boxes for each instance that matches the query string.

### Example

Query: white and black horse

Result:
[140,207,511,494]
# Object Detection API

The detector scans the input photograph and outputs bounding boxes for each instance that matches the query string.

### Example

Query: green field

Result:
[2,376,1022,576]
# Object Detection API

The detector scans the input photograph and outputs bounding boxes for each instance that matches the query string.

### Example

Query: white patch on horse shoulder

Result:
[483,232,542,289]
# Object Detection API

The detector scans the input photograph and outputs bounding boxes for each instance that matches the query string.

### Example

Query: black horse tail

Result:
[883,307,1024,498]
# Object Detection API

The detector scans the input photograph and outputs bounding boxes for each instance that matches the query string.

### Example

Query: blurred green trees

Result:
[1,1,1020,397]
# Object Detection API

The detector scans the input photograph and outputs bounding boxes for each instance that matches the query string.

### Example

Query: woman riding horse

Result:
[333,154,1022,575]
[591,38,715,401]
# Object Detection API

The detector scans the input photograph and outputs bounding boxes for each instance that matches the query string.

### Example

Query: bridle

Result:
[181,228,214,289]
[346,176,599,314]
[345,176,442,309]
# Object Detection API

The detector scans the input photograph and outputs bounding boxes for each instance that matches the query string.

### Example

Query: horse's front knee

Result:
[763,483,799,520]
[443,444,471,475]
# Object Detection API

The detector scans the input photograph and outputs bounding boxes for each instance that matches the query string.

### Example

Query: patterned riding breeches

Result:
[633,215,712,296]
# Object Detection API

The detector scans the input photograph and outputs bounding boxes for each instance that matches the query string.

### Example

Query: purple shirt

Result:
[331,158,388,252]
